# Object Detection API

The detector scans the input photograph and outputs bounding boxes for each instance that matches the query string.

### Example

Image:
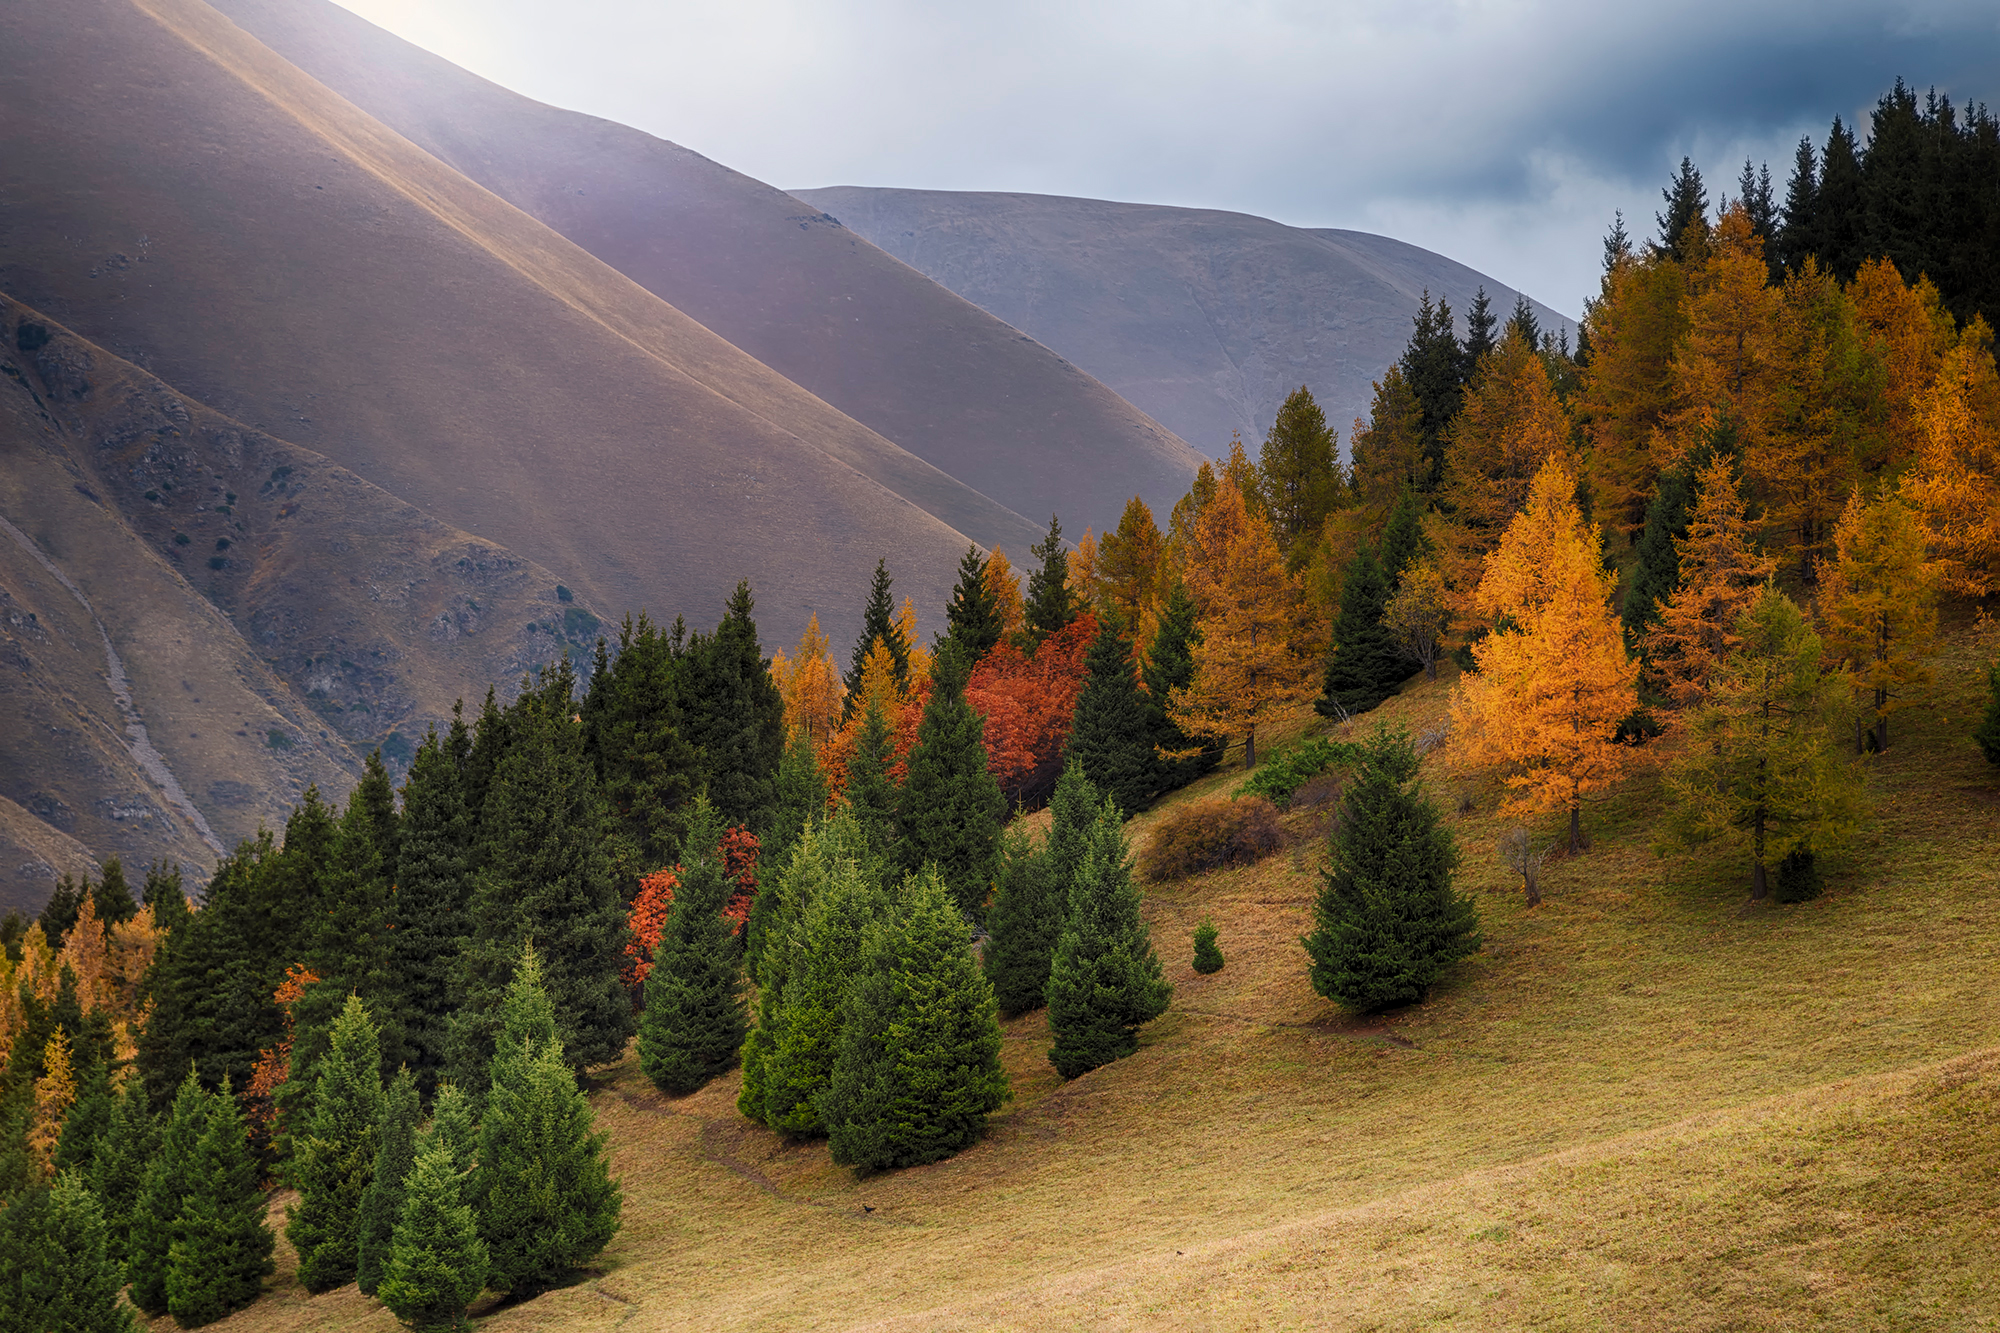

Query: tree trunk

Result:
[1874,686,1889,753]
[1244,725,1256,772]
[1750,805,1769,900]
[1425,655,1438,682]
[1568,801,1581,853]
[1523,863,1541,908]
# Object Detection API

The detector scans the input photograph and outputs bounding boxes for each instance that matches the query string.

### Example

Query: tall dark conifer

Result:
[126,1070,208,1316]
[845,560,908,708]
[824,870,1008,1170]
[1143,582,1219,793]
[1462,286,1497,377]
[897,647,1007,923]
[1303,727,1479,1012]
[0,1173,134,1333]
[939,545,1002,662]
[1378,488,1430,588]
[1815,118,1867,281]
[451,661,629,1091]
[1023,516,1076,645]
[1045,798,1171,1079]
[843,695,900,860]
[637,801,748,1095]
[91,858,137,926]
[582,613,697,881]
[1318,549,1407,719]
[355,1067,420,1296]
[287,995,384,1293]
[1257,387,1341,568]
[676,582,787,831]
[755,731,829,947]
[1065,618,1155,815]
[1655,156,1709,262]
[980,828,1059,1016]
[393,728,473,1099]
[90,1078,158,1270]
[1396,291,1463,489]
[142,859,190,937]
[1622,466,1697,642]
[165,1075,273,1327]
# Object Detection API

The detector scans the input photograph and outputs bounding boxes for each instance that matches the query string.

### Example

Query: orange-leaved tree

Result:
[1818,491,1939,753]
[243,962,319,1162]
[1580,247,1689,537]
[1167,473,1316,770]
[623,867,677,990]
[1643,455,1778,710]
[1452,456,1638,851]
[983,549,1026,644]
[1902,322,2000,596]
[721,826,760,928]
[1096,496,1167,637]
[1440,328,1575,563]
[965,613,1096,804]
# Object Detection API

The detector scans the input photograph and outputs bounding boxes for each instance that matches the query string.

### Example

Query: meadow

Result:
[183,623,2000,1332]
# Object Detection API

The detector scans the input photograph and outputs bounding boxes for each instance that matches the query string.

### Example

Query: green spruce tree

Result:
[1303,726,1480,1012]
[1144,581,1220,792]
[938,545,1002,661]
[1257,387,1342,568]
[747,732,829,973]
[89,1077,159,1270]
[166,1076,273,1327]
[355,1067,421,1296]
[1065,617,1156,815]
[581,614,698,882]
[393,729,474,1100]
[379,1114,488,1333]
[126,1069,209,1316]
[1377,488,1430,588]
[755,852,886,1135]
[0,1173,135,1333]
[979,828,1059,1016]
[675,582,787,830]
[287,994,384,1293]
[1045,799,1172,1079]
[638,800,748,1095]
[1318,549,1408,719]
[824,869,1009,1170]
[1976,661,2000,765]
[1397,291,1464,489]
[92,858,138,926]
[474,969,621,1296]
[53,1050,114,1178]
[843,694,900,860]
[897,646,1007,922]
[142,859,191,937]
[1192,919,1224,974]
[451,662,629,1094]
[1023,516,1076,646]
[1621,465,1697,641]
[844,560,909,709]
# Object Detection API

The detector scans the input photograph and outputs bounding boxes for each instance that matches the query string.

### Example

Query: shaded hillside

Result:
[0,0,1015,659]
[797,187,1574,458]
[0,298,602,907]
[201,0,1204,539]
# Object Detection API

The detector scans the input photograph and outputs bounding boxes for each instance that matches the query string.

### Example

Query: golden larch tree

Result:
[1096,496,1166,633]
[896,597,931,686]
[1167,473,1316,770]
[1579,250,1690,537]
[1819,492,1939,753]
[1662,206,1781,475]
[771,612,842,747]
[1067,531,1103,616]
[983,549,1026,642]
[1902,323,2000,596]
[28,1026,75,1178]
[57,891,113,1013]
[1452,457,1638,851]
[1644,456,1778,710]
[1440,328,1574,561]
[1848,258,1956,467]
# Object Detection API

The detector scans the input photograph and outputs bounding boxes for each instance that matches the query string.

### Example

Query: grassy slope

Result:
[183,625,2000,1332]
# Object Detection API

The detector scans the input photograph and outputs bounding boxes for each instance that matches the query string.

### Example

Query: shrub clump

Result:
[1138,796,1285,883]
[1235,738,1356,807]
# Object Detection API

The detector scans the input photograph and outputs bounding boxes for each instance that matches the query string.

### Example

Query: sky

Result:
[332,0,1999,319]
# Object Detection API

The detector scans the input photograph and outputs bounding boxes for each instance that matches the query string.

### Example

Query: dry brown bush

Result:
[1137,795,1286,882]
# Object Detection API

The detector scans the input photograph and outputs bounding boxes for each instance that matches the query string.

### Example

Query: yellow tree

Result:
[1848,258,1956,468]
[1096,496,1166,633]
[1662,206,1781,475]
[1819,492,1939,753]
[1167,473,1316,769]
[983,549,1026,642]
[1067,531,1102,616]
[1383,556,1451,682]
[28,1026,75,1177]
[1440,329,1574,562]
[1347,367,1425,523]
[1579,250,1690,537]
[58,893,113,1013]
[1452,457,1638,851]
[1749,258,1880,575]
[1902,323,2000,596]
[1643,456,1778,710]
[770,613,843,747]
[896,597,932,686]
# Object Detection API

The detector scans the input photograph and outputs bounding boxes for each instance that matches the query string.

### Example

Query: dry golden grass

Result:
[179,628,2000,1332]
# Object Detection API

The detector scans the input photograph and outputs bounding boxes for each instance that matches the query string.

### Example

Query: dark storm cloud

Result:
[334,0,2000,314]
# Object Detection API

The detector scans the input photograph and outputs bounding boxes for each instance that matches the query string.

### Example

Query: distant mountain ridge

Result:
[794,187,1575,458]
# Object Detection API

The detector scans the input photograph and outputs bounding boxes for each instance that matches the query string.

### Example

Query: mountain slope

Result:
[795,187,1574,458]
[200,0,1203,541]
[1,296,620,902]
[0,0,1018,657]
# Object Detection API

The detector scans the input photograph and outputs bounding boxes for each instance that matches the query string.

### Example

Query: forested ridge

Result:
[4,73,2000,1330]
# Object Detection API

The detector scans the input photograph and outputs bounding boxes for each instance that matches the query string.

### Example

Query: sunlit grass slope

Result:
[181,624,2000,1331]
